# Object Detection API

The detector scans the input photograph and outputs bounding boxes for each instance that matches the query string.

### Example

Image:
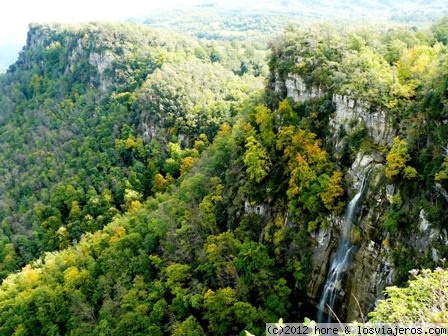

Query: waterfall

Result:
[317,171,370,322]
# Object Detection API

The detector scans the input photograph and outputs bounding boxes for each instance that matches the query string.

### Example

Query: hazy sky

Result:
[0,0,201,45]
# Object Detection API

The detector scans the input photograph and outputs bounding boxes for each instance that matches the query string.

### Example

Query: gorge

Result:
[0,16,447,334]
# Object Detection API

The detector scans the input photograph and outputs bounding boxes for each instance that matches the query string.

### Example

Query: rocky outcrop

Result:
[346,238,394,320]
[24,24,121,93]
[330,94,395,153]
[244,201,270,218]
[282,72,395,151]
[26,23,59,48]
[88,51,114,91]
[344,159,392,320]
[411,209,447,260]
[307,216,340,301]
[308,155,392,320]
[281,73,404,320]
[308,152,448,321]
[284,73,324,102]
[325,98,396,321]
[273,67,447,323]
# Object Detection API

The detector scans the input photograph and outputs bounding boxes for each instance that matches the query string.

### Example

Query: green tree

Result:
[431,16,448,45]
[244,135,270,183]
[369,268,448,322]
[172,316,205,336]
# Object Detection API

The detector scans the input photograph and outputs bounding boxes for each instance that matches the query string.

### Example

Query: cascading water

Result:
[317,171,370,322]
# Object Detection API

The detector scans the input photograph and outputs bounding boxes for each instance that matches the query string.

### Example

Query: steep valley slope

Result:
[0,19,448,334]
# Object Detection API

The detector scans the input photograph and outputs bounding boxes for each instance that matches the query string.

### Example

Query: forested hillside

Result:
[0,22,265,278]
[269,18,448,319]
[0,16,448,335]
[136,0,448,45]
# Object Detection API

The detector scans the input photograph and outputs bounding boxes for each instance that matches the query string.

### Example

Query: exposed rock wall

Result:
[284,73,324,102]
[327,98,394,321]
[25,24,120,93]
[344,159,393,321]
[308,216,341,301]
[88,51,114,91]
[283,72,395,150]
[330,94,395,153]
[307,155,393,320]
[282,73,443,321]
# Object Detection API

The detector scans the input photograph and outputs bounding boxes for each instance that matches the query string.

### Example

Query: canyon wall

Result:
[280,72,446,321]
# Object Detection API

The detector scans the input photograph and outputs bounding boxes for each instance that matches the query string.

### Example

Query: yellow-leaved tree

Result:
[385,136,417,179]
[276,126,344,226]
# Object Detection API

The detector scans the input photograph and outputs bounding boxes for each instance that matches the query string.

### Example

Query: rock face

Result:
[283,73,395,151]
[24,24,123,93]
[313,83,394,320]
[330,94,395,153]
[343,160,393,320]
[244,201,269,218]
[307,216,341,302]
[308,155,393,320]
[88,51,114,92]
[284,73,324,102]
[280,74,444,321]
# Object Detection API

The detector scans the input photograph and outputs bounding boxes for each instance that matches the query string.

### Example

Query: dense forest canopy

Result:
[0,22,265,274]
[134,0,448,46]
[0,10,448,335]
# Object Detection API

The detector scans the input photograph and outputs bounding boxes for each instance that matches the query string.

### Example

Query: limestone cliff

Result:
[284,73,324,103]
[24,24,110,89]
[330,94,395,152]
[282,73,446,321]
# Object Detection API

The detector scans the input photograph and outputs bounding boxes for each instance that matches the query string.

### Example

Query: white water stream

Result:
[317,172,370,322]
